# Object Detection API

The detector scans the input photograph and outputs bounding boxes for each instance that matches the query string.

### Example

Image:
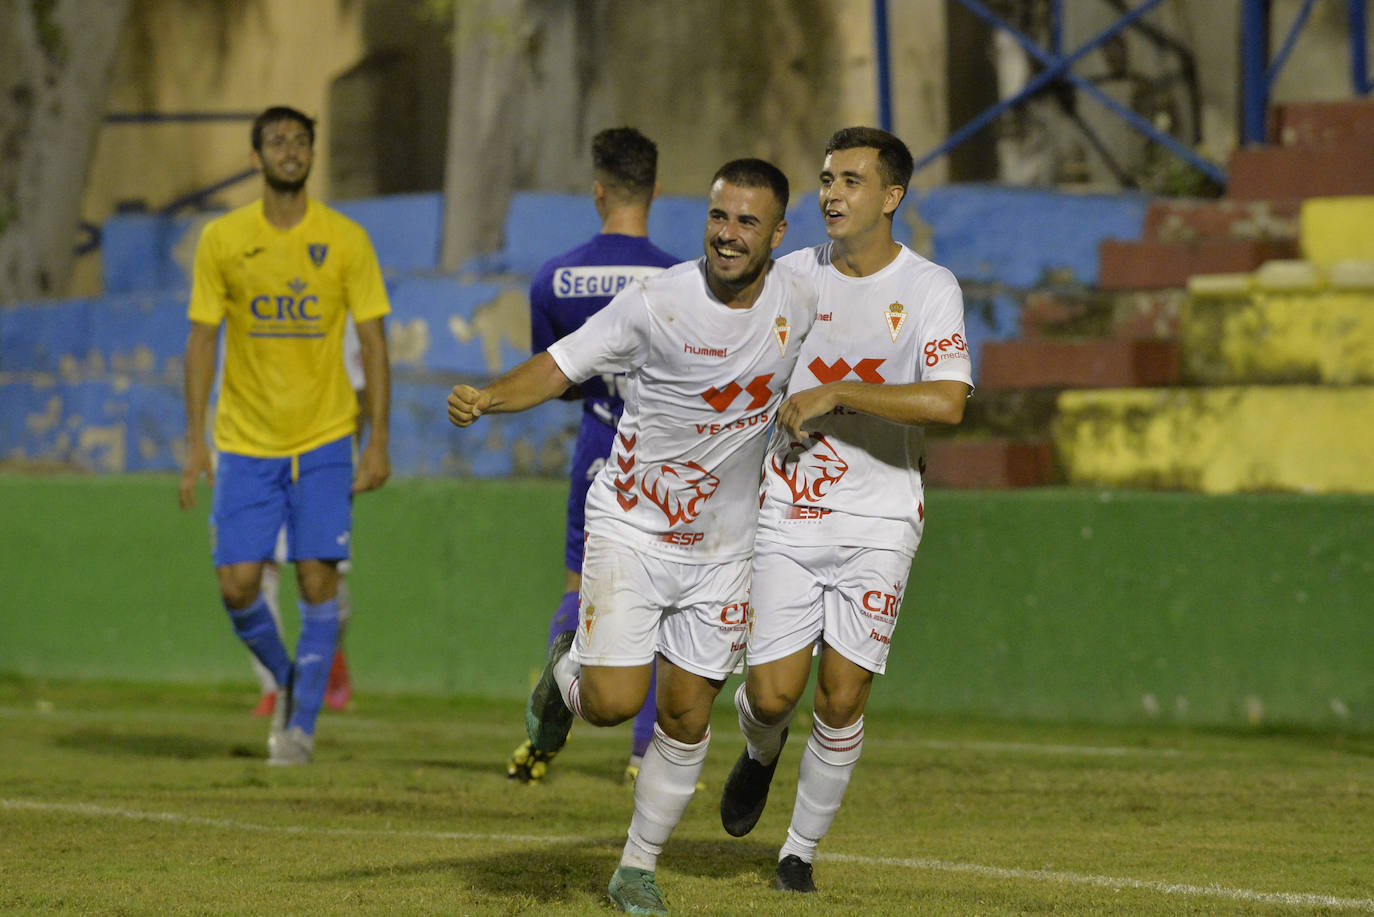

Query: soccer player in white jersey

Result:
[448,158,817,915]
[717,127,973,894]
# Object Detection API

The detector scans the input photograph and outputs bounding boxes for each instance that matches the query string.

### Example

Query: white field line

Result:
[5,798,1372,912]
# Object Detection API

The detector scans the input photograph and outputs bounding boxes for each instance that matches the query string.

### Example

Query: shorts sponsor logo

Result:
[786,505,831,520]
[770,433,849,503]
[862,589,900,618]
[869,628,891,645]
[923,333,969,367]
[719,601,749,628]
[659,531,704,546]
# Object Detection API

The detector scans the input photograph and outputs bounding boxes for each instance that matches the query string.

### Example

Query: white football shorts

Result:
[571,534,751,680]
[746,540,914,675]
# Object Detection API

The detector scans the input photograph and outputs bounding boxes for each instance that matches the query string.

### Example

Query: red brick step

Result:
[979,339,1181,391]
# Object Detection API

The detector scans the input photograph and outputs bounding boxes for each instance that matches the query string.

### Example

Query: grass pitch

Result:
[2,677,1370,915]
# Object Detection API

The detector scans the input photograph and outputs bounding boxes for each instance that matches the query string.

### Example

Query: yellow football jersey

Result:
[188,198,390,456]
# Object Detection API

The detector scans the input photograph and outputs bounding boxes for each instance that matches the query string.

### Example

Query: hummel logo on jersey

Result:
[684,343,728,357]
[808,357,886,384]
[243,246,265,258]
[701,374,774,412]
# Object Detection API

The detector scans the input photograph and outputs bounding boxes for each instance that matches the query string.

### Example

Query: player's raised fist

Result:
[447,384,491,427]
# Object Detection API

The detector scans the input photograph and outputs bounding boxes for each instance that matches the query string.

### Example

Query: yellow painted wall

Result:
[1054,386,1374,494]
[73,1,370,293]
[1185,290,1374,385]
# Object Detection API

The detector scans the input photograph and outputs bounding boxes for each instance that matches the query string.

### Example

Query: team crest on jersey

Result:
[884,303,907,342]
[582,600,597,636]
[773,317,791,355]
[308,243,328,267]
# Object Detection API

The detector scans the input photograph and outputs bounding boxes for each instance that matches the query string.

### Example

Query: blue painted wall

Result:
[4,185,1148,475]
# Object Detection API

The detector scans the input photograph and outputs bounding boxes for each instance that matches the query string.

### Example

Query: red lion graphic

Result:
[640,461,720,525]
[770,434,849,503]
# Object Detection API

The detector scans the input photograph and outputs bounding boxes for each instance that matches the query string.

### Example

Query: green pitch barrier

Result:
[1,474,1369,731]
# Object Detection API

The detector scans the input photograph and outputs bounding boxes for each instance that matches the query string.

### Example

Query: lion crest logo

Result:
[769,434,849,503]
[640,461,720,525]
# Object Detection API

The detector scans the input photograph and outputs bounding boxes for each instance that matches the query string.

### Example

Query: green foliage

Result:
[2,678,1370,915]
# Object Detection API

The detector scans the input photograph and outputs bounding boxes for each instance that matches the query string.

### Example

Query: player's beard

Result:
[264,160,310,194]
[265,171,308,194]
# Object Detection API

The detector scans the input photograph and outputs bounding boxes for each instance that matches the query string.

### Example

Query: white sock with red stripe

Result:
[620,723,710,871]
[779,714,864,863]
[552,650,584,721]
[735,681,792,765]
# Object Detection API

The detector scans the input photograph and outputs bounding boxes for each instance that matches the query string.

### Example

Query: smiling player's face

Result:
[254,119,314,193]
[702,180,785,294]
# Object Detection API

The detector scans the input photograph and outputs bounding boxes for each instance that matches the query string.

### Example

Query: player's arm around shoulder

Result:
[447,351,574,427]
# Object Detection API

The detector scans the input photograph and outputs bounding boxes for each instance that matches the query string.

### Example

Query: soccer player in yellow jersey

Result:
[178,106,391,765]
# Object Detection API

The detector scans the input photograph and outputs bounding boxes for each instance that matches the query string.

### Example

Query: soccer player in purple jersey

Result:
[506,128,681,785]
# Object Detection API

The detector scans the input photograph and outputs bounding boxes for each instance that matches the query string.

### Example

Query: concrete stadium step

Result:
[923,437,1054,488]
[1141,198,1299,244]
[1227,142,1374,201]
[1183,263,1374,385]
[1020,289,1187,339]
[979,339,1181,391]
[1299,196,1374,265]
[1052,386,1374,494]
[1269,98,1374,148]
[1098,237,1298,291]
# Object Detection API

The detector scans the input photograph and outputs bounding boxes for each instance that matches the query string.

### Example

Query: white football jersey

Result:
[757,242,972,554]
[549,258,817,563]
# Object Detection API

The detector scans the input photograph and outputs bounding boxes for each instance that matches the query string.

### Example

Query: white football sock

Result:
[552,648,584,721]
[735,681,793,765]
[621,724,709,872]
[779,714,864,863]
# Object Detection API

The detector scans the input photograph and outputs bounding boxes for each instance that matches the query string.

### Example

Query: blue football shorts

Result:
[210,434,353,567]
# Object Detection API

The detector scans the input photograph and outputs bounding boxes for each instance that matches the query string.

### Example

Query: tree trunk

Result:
[0,0,132,303]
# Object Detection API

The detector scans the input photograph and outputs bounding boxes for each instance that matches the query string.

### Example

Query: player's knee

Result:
[746,682,802,725]
[578,680,640,727]
[813,687,866,727]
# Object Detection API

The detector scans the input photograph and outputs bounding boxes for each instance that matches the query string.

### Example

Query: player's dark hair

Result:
[252,106,316,152]
[593,127,658,198]
[826,126,914,192]
[711,158,790,217]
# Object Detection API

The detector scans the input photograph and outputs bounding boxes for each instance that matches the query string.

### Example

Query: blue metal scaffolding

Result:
[882,0,1374,188]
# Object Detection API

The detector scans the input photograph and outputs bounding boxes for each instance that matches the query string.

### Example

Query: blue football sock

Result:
[630,662,658,758]
[289,598,340,735]
[227,596,291,688]
[546,590,580,648]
